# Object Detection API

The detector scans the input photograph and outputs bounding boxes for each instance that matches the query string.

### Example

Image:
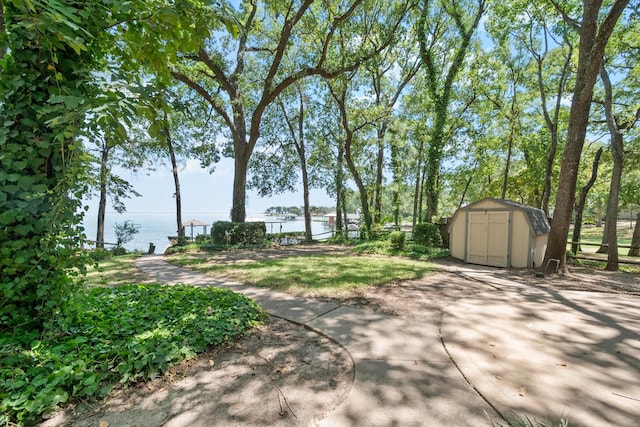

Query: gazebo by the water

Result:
[182,219,209,241]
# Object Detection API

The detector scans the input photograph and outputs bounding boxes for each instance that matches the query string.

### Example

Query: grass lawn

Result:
[168,253,437,298]
[83,253,150,286]
[569,223,636,254]
[579,224,635,241]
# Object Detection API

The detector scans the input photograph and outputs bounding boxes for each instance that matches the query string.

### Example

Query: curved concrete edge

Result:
[135,255,497,426]
[441,280,640,427]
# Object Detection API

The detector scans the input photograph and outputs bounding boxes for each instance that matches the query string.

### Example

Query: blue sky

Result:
[84,157,335,215]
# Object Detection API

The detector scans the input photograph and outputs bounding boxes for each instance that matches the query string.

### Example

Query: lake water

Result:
[81,212,333,252]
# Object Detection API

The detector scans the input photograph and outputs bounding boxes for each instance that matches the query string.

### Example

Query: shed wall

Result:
[533,234,548,268]
[510,211,529,268]
[450,212,466,260]
[449,198,549,269]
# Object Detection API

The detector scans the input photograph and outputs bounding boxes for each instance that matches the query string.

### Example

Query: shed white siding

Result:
[449,198,549,269]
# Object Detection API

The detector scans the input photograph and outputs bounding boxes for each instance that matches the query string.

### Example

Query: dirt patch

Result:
[41,317,353,427]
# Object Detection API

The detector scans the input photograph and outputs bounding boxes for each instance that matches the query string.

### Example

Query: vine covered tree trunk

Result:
[412,138,425,229]
[418,0,485,222]
[0,2,102,328]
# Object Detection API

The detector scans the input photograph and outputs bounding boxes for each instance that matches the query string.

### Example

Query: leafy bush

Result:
[89,248,110,261]
[211,221,266,245]
[0,285,264,425]
[195,234,211,244]
[388,231,405,252]
[110,246,127,256]
[405,243,430,257]
[413,223,442,247]
[351,240,391,255]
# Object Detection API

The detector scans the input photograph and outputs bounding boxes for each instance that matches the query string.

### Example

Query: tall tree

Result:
[544,0,631,272]
[83,79,147,249]
[571,145,604,254]
[249,82,317,241]
[327,73,378,233]
[146,86,221,240]
[366,38,421,224]
[90,136,142,248]
[171,0,408,222]
[416,0,485,222]
[531,23,574,215]
[491,1,575,214]
[597,64,624,269]
[277,85,314,241]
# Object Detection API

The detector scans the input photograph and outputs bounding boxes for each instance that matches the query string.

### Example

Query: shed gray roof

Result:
[459,198,551,236]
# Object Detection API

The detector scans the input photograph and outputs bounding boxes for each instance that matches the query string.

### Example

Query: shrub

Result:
[389,231,405,252]
[351,240,390,255]
[195,234,211,244]
[413,223,442,247]
[89,248,110,261]
[211,221,266,245]
[110,247,127,256]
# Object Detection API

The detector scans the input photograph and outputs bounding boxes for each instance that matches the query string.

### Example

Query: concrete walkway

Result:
[136,255,640,426]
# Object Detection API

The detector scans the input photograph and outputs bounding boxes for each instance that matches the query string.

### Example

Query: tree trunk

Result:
[501,122,515,199]
[628,213,640,257]
[330,83,373,233]
[302,164,312,242]
[424,102,446,222]
[96,142,111,249]
[391,139,402,226]
[571,147,603,255]
[279,91,313,241]
[345,143,373,233]
[335,140,345,236]
[297,109,312,242]
[599,64,624,271]
[596,220,609,253]
[412,138,425,230]
[373,123,387,225]
[543,0,630,272]
[418,0,485,223]
[164,115,184,239]
[231,143,249,222]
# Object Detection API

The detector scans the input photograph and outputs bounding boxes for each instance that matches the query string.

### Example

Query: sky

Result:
[84,156,335,216]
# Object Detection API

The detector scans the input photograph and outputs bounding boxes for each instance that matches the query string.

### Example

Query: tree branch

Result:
[170,69,234,132]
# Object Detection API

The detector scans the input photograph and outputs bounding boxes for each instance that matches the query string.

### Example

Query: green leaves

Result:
[0,284,264,424]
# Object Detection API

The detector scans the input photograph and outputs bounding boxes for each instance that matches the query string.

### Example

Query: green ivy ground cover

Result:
[0,284,264,425]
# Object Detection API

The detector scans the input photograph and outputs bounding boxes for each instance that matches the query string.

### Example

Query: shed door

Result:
[466,211,509,267]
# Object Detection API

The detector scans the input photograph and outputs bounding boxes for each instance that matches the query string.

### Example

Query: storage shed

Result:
[449,198,550,268]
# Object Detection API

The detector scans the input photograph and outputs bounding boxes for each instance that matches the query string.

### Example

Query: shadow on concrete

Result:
[442,279,640,426]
